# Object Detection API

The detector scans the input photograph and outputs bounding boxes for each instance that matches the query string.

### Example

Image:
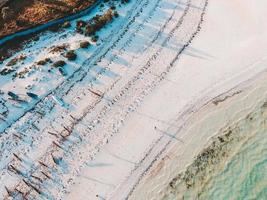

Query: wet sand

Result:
[129,68,267,200]
[164,89,267,200]
[126,0,267,199]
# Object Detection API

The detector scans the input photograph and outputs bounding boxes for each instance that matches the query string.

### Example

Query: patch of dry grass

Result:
[0,0,97,37]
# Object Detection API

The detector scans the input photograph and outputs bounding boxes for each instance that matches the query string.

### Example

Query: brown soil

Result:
[0,0,97,38]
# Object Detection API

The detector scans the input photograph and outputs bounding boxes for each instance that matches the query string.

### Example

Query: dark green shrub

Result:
[64,50,77,61]
[80,41,90,48]
[36,58,52,65]
[53,60,66,68]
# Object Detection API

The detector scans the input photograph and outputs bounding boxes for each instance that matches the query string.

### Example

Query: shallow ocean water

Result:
[162,100,267,200]
[198,129,267,200]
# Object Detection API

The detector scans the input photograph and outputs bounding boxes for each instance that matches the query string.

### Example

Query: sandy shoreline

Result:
[130,67,267,199]
[106,0,267,199]
[65,0,267,199]
[164,92,267,199]
[1,0,267,199]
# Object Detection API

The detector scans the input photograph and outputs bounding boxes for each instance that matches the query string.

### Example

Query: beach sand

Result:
[66,0,267,199]
[126,0,267,199]
[164,73,267,200]
[129,62,267,200]
[1,0,266,199]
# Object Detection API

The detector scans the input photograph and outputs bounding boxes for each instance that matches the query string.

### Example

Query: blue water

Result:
[198,129,267,200]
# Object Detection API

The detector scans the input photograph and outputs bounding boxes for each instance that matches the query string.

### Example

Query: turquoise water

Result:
[163,102,267,200]
[199,129,267,200]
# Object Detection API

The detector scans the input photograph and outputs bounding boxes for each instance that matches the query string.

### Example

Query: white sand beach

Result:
[0,0,267,199]
[66,0,267,199]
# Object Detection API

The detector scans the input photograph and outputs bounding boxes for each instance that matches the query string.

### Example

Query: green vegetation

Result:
[53,60,66,68]
[79,41,90,48]
[64,50,77,61]
[36,58,52,65]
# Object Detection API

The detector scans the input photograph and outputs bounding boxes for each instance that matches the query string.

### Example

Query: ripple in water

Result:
[200,130,267,200]
[164,102,267,200]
